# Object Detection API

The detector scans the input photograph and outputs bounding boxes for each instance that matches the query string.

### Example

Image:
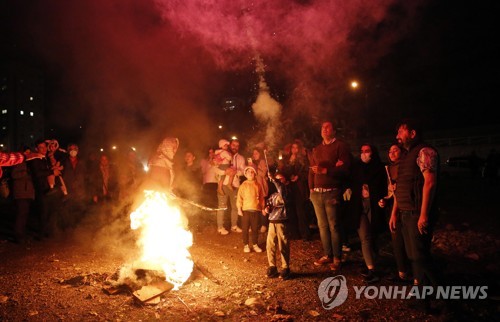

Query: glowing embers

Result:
[130,190,193,290]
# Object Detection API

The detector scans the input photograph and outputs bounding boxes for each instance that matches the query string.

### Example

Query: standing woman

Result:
[249,147,269,233]
[345,143,387,283]
[284,139,311,240]
[90,153,118,204]
[200,147,219,209]
[379,143,411,283]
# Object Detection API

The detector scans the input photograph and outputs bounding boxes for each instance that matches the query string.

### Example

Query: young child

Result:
[213,139,234,195]
[236,166,266,253]
[264,172,291,279]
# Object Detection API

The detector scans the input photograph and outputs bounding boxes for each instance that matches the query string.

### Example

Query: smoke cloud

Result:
[154,0,422,118]
[8,0,423,152]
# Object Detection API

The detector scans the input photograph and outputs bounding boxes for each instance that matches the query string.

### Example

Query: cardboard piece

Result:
[132,280,174,304]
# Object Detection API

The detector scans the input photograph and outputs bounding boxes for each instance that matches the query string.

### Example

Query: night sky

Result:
[1,0,498,152]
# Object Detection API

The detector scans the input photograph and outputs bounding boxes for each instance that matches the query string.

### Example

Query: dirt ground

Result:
[0,176,499,321]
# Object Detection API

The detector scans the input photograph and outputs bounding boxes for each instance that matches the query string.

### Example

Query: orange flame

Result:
[130,190,193,290]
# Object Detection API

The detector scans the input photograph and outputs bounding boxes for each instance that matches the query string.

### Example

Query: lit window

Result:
[1,109,6,114]
[20,110,24,115]
[30,112,34,116]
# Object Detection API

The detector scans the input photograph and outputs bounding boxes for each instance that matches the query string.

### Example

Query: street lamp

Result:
[349,80,369,137]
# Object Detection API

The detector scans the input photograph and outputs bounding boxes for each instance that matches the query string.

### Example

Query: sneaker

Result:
[385,272,413,284]
[279,268,291,280]
[329,259,342,272]
[231,226,243,233]
[363,269,380,284]
[266,266,279,278]
[218,227,229,235]
[360,267,370,277]
[313,255,333,266]
[342,244,351,252]
[243,244,251,253]
[260,225,267,233]
[252,244,263,253]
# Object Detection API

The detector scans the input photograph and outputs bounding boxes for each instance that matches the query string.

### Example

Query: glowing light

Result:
[112,145,117,150]
[351,81,359,89]
[231,136,237,140]
[131,147,136,151]
[129,190,193,290]
[218,125,223,129]
[143,164,149,172]
[100,148,104,152]
[278,151,283,160]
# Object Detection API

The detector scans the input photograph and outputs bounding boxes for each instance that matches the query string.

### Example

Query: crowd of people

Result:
[154,118,440,291]
[0,139,145,244]
[0,118,442,308]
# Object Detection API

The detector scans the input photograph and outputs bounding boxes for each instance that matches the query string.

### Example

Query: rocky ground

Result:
[0,175,499,321]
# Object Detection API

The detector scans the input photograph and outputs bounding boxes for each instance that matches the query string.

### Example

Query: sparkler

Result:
[384,165,391,182]
[263,149,270,174]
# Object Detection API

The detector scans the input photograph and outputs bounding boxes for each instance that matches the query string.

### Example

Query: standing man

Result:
[29,139,62,239]
[216,139,245,234]
[61,143,87,228]
[389,118,439,288]
[309,121,351,272]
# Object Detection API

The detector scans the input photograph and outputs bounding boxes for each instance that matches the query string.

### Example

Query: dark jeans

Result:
[259,211,269,229]
[310,189,342,259]
[59,198,86,230]
[391,218,409,274]
[15,198,32,241]
[401,211,438,286]
[202,183,218,208]
[216,185,238,229]
[242,210,260,246]
[291,183,311,239]
[35,189,62,238]
[358,212,375,268]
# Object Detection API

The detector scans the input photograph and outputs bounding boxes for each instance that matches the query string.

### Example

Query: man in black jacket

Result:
[29,140,62,239]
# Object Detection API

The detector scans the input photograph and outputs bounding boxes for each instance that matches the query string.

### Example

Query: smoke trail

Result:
[251,55,282,150]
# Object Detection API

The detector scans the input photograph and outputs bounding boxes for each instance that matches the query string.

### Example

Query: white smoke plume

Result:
[250,55,282,150]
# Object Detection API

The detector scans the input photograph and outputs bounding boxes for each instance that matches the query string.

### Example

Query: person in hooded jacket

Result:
[264,171,291,280]
[145,137,179,192]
